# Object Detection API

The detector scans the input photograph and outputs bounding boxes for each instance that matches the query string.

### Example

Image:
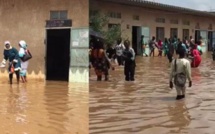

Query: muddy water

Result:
[0,80,88,134]
[90,53,215,134]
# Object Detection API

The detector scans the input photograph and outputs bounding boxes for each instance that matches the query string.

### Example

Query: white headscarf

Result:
[4,41,12,50]
[19,40,27,49]
[4,41,10,45]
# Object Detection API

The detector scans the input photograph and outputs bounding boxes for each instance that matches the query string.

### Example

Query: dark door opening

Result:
[156,27,165,41]
[170,28,178,38]
[46,29,70,81]
[195,30,200,43]
[182,29,189,40]
[208,31,213,51]
[132,26,141,55]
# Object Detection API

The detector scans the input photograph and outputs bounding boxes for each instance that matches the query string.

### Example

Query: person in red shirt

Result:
[157,39,163,56]
[190,43,202,68]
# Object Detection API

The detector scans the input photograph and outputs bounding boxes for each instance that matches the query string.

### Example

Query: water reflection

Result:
[7,86,28,124]
[0,81,88,134]
[90,54,215,134]
[164,101,191,133]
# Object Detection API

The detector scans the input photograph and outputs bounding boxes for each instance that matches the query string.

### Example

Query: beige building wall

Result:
[91,0,215,43]
[0,0,89,81]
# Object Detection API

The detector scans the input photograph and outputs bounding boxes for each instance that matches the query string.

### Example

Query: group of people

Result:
[143,35,203,100]
[0,40,32,84]
[142,35,203,100]
[89,38,136,81]
[89,35,206,101]
[169,44,192,100]
[142,35,202,68]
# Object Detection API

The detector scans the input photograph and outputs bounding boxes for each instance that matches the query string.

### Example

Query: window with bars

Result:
[89,10,99,16]
[170,19,179,24]
[133,15,139,20]
[155,18,165,23]
[108,12,121,19]
[182,20,190,26]
[50,10,68,20]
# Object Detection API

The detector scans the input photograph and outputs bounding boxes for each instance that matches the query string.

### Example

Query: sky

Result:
[146,0,215,11]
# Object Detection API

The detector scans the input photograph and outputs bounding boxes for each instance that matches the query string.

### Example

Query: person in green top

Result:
[140,35,148,57]
[164,38,174,63]
[172,35,178,49]
[197,41,203,55]
[163,38,169,57]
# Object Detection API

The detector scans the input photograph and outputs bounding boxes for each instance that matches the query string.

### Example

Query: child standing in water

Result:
[169,47,192,100]
[122,40,136,81]
[18,40,31,83]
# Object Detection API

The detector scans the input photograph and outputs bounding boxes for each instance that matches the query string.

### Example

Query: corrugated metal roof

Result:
[100,0,215,17]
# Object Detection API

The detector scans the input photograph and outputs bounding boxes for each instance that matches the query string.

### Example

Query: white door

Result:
[141,27,150,55]
[200,31,207,52]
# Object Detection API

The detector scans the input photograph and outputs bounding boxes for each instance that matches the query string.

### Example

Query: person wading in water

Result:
[140,35,148,57]
[122,40,136,81]
[169,46,192,100]
[115,38,125,66]
[0,41,21,84]
[91,39,114,81]
[149,36,156,57]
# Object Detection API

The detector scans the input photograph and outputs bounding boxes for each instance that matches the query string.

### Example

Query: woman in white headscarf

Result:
[18,40,31,83]
[1,41,21,84]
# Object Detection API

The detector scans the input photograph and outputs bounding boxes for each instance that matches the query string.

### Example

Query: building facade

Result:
[90,0,215,55]
[0,0,89,83]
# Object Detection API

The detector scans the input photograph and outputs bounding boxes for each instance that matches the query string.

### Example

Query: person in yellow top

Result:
[169,47,192,100]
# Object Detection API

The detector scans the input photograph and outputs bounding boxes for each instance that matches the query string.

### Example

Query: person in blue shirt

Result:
[1,41,21,84]
[182,39,189,56]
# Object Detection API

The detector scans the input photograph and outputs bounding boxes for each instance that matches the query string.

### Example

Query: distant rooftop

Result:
[100,0,215,17]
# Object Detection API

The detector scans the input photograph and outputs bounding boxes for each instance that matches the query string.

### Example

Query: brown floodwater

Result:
[0,80,88,134]
[89,53,215,134]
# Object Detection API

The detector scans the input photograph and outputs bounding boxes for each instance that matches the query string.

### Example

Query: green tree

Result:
[90,10,121,47]
[89,10,108,33]
[104,24,121,46]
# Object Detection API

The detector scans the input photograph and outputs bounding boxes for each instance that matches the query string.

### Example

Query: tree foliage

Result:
[104,24,121,46]
[90,11,108,33]
[90,11,121,47]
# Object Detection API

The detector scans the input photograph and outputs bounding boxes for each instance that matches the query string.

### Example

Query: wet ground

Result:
[89,53,215,134]
[0,80,88,134]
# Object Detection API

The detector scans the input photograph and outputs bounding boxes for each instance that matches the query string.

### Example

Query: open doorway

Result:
[156,27,165,41]
[132,26,141,55]
[208,31,213,51]
[46,29,71,81]
[195,30,200,43]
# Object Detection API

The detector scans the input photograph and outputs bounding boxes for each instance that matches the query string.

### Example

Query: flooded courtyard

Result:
[0,80,88,134]
[89,54,215,134]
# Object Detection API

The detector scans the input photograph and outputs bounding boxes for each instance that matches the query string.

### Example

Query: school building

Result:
[90,0,215,55]
[0,0,89,83]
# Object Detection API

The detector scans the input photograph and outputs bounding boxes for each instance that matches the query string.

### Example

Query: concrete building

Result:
[90,0,215,55]
[0,0,89,83]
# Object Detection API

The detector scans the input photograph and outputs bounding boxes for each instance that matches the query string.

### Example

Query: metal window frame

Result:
[50,10,68,20]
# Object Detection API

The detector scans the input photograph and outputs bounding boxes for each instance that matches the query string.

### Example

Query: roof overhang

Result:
[100,0,215,17]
